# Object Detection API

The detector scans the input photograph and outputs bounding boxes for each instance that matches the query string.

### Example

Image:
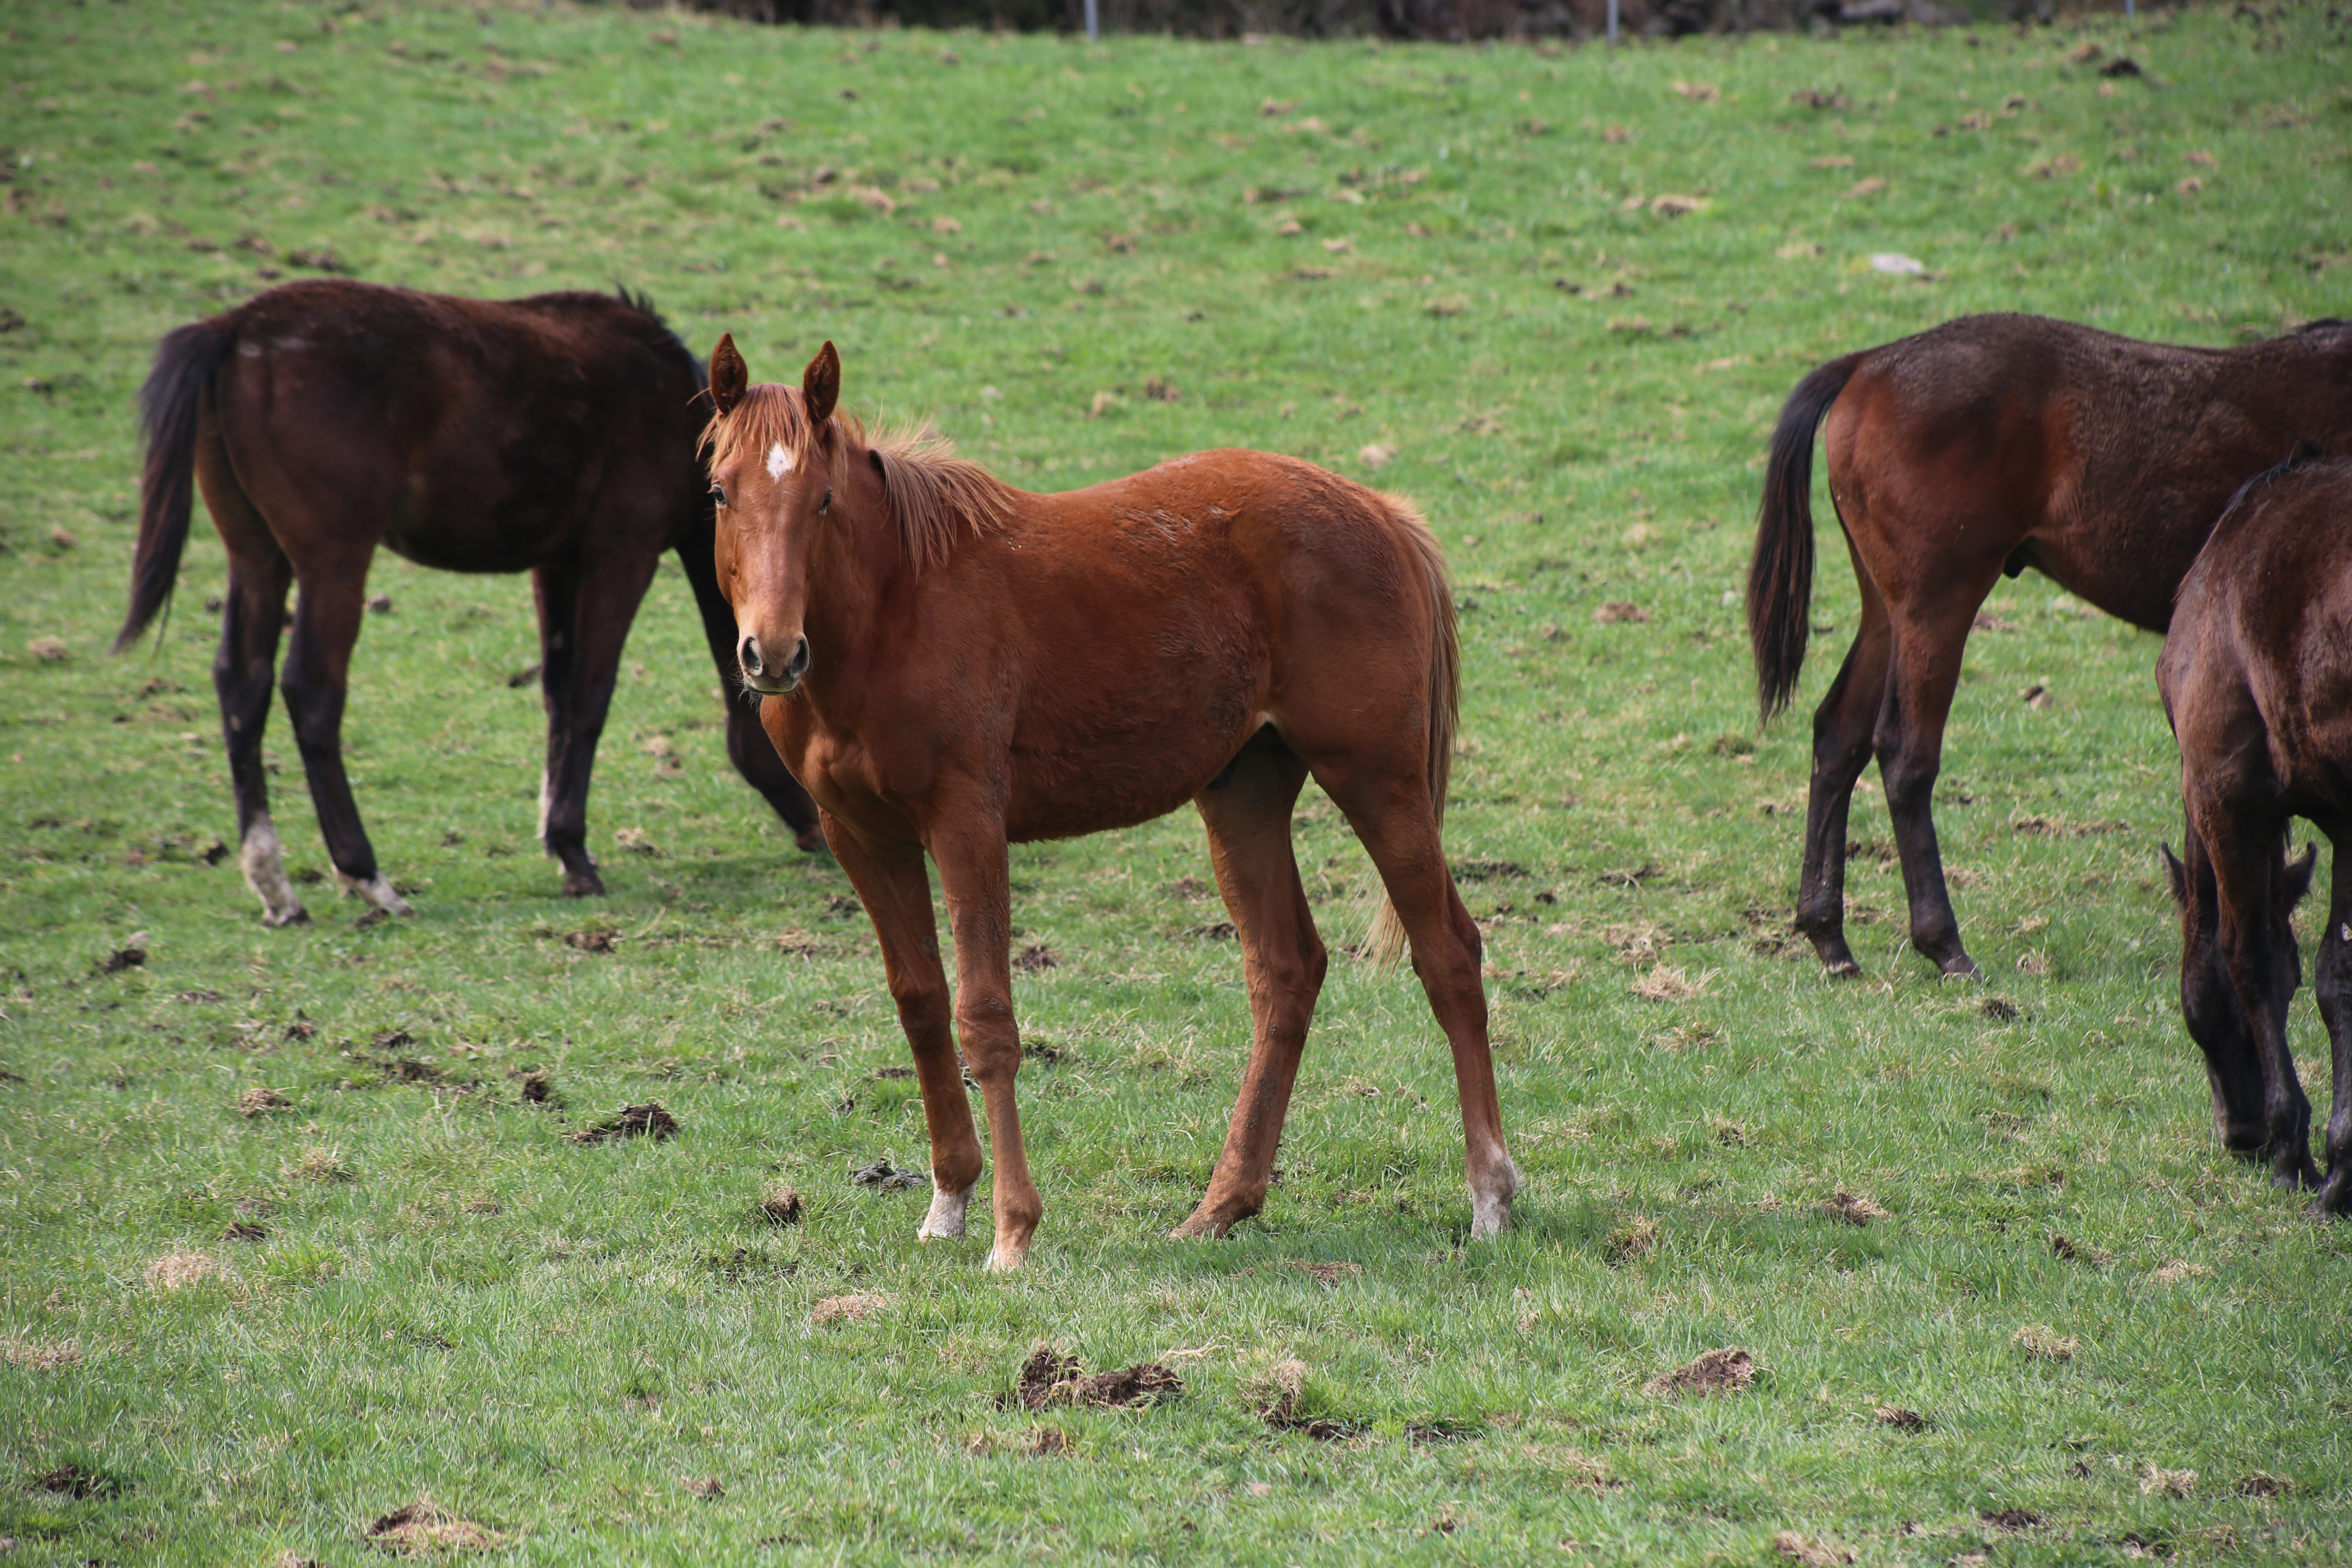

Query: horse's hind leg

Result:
[1874,571,2002,978]
[277,568,408,915]
[1796,550,1890,976]
[1174,735,1325,1240]
[1314,764,1517,1237]
[2310,833,2352,1216]
[205,472,305,925]
[532,554,658,897]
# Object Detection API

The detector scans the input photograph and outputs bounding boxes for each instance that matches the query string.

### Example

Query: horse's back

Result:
[2165,453,2352,813]
[203,281,701,570]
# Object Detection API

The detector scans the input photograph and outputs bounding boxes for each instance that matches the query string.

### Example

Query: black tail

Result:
[1747,352,1862,720]
[116,316,238,654]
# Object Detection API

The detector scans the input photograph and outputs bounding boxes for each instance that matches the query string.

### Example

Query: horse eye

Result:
[819,487,833,514]
[709,482,727,506]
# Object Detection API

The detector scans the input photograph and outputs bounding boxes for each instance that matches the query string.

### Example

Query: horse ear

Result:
[2160,844,2188,907]
[803,340,840,427]
[2280,842,2319,914]
[709,333,748,417]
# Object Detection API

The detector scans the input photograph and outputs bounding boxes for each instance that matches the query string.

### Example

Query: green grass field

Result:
[4,1,2350,1562]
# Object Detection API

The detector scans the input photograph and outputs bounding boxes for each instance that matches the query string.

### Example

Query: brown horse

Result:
[2159,444,2350,1216]
[1748,313,2352,979]
[703,336,1517,1269]
[115,280,820,926]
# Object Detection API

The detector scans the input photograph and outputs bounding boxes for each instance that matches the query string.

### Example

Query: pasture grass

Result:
[4,0,2351,1561]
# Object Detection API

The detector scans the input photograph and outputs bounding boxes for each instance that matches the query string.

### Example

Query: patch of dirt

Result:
[514,1068,557,1106]
[1644,1347,1754,1399]
[1771,1532,1853,1566]
[2013,1325,2079,1362]
[1630,964,1711,1003]
[775,928,822,960]
[1249,1356,1360,1441]
[99,945,147,974]
[1290,1260,1364,1287]
[1192,920,1238,940]
[3,1339,82,1371]
[1821,1191,1888,1226]
[873,1065,914,1080]
[1013,1347,1184,1409]
[365,1497,499,1554]
[1982,997,2020,1021]
[568,1102,677,1145]
[145,1250,218,1292]
[238,1087,293,1118]
[758,1185,804,1225]
[612,827,660,857]
[1593,601,1648,625]
[1166,875,1209,900]
[1873,1405,1931,1432]
[1027,1426,1074,1456]
[2151,1259,2208,1285]
[223,1220,268,1243]
[682,1477,724,1499]
[1452,858,1526,882]
[2140,1465,2196,1498]
[37,1463,124,1499]
[563,923,618,953]
[1013,943,1058,973]
[2051,1234,2111,1267]
[1982,1509,2045,1532]
[850,1161,924,1191]
[2012,815,2127,839]
[810,1292,891,1326]
[1605,1216,1659,1263]
[1406,1421,1477,1446]
[2237,1472,2290,1498]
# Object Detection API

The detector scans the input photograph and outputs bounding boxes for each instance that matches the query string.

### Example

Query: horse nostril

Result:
[785,636,811,682]
[738,634,764,677]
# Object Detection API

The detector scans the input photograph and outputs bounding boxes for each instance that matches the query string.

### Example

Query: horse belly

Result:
[1002,687,1263,842]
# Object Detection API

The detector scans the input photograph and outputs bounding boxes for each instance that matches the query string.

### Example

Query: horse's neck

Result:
[803,506,896,660]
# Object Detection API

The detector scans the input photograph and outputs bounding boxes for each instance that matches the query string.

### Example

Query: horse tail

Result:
[1363,494,1460,967]
[116,315,238,653]
[1748,351,1862,721]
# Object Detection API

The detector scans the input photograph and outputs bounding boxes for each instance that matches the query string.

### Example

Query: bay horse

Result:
[703,336,1517,1269]
[2158,443,2349,1216]
[114,280,821,927]
[1747,313,2352,979]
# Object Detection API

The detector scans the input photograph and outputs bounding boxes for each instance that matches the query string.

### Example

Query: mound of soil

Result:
[759,1186,804,1225]
[366,1497,497,1554]
[569,1102,678,1144]
[1015,1348,1184,1410]
[850,1161,924,1191]
[1644,1347,1755,1398]
[37,1463,123,1499]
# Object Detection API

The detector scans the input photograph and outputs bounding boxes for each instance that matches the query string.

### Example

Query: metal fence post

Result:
[1607,0,1619,43]
[1085,0,1099,41]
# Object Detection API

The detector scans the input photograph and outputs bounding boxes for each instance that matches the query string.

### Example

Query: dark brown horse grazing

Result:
[1748,313,2352,980]
[115,280,820,926]
[2159,444,2352,1216]
[703,336,1517,1270]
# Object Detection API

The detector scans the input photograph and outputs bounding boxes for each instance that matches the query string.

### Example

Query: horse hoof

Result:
[793,826,829,854]
[1822,958,1862,979]
[262,904,312,929]
[1937,959,1984,982]
[1169,1211,1234,1241]
[563,872,607,898]
[983,1243,1029,1272]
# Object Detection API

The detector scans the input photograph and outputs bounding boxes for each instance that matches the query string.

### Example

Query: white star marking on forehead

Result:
[766,442,795,481]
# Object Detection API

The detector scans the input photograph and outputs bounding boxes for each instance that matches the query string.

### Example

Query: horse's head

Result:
[704,335,867,696]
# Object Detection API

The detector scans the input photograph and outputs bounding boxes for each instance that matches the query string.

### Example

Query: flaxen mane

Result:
[704,384,1018,572]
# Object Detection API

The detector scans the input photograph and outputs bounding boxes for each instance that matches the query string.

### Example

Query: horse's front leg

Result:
[824,817,984,1242]
[927,814,1039,1270]
[530,553,657,898]
[278,570,408,917]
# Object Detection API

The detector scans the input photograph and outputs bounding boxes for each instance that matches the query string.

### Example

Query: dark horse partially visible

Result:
[1748,313,2352,979]
[116,280,820,925]
[2159,445,2350,1216]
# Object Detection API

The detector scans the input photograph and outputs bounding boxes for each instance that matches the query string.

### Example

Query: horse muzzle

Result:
[738,631,811,695]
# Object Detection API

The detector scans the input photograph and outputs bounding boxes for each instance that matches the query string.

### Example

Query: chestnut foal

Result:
[704,337,1518,1268]
[2159,445,2352,1217]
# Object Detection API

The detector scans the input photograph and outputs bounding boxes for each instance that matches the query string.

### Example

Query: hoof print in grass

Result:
[36,1463,124,1500]
[1873,1405,1931,1433]
[365,1497,498,1554]
[851,1161,925,1191]
[238,1087,293,1118]
[758,1185,804,1225]
[569,1102,677,1145]
[1016,1347,1185,1411]
[514,1068,557,1106]
[1643,1347,1754,1399]
[1771,1533,1853,1566]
